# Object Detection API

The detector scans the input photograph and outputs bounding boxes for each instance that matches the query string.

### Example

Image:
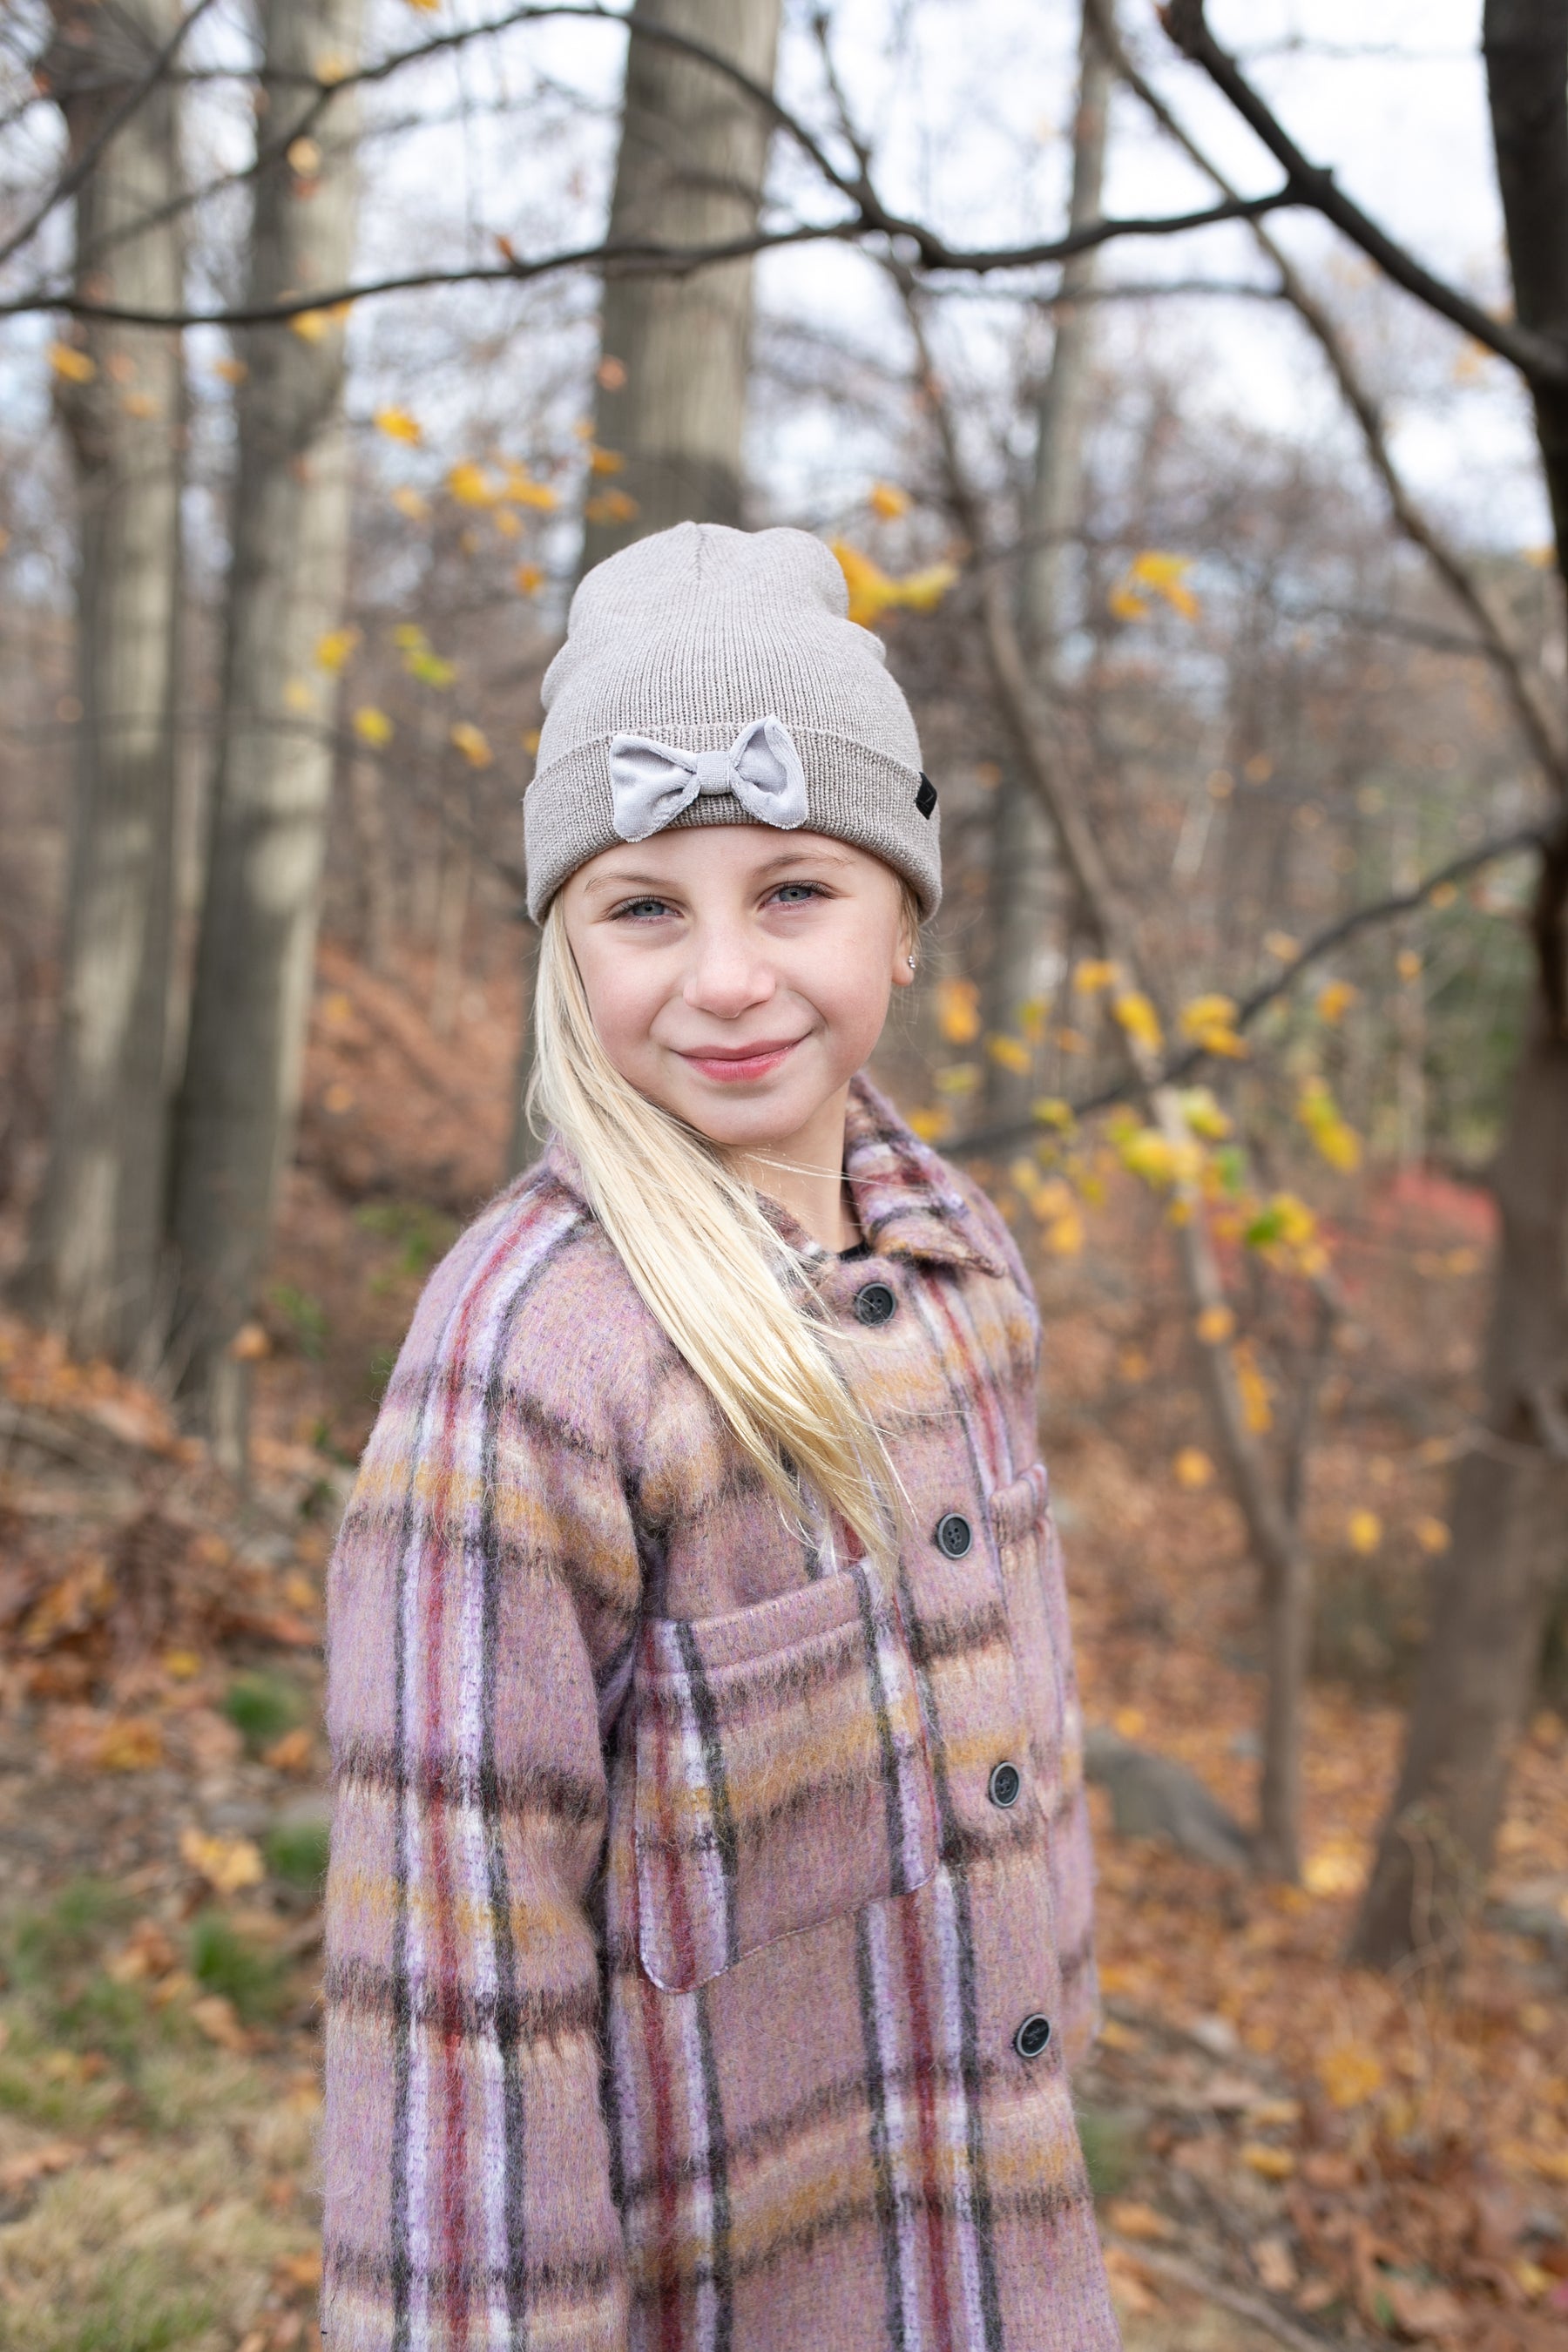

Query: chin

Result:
[664,1082,814,1152]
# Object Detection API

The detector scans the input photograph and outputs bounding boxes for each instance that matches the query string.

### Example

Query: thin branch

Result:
[1157,0,1568,386]
[0,0,222,275]
[2,191,1302,328]
[1091,0,1568,784]
[946,819,1551,1158]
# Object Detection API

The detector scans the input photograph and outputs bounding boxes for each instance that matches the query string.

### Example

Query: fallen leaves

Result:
[191,1992,252,2053]
[179,1827,267,1896]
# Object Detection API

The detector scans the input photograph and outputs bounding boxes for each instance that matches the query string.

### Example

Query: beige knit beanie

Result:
[523,521,940,921]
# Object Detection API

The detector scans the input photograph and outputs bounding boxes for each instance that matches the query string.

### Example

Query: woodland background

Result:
[0,0,1566,2346]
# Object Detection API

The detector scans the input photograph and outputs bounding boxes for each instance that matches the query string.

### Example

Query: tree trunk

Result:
[982,3,1111,1124]
[167,0,363,1467]
[1349,940,1568,1967]
[584,0,783,564]
[1350,0,1568,1967]
[17,0,186,1368]
[348,754,395,976]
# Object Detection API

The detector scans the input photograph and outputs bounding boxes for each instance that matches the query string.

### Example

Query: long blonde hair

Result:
[528,896,916,1565]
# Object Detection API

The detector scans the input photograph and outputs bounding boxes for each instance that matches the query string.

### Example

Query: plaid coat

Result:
[321,1075,1119,2352]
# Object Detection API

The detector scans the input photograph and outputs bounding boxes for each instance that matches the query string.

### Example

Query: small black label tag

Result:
[916,773,937,818]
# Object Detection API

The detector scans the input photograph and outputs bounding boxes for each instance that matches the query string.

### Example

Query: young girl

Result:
[321,523,1121,2352]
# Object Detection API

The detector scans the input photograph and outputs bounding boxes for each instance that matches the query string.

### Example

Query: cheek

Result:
[793,938,895,1064]
[574,943,667,1076]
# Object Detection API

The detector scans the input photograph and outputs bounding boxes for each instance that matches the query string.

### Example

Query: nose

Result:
[681,916,777,1020]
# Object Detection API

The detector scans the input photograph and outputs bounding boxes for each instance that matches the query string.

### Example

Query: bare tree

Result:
[167,0,363,1466]
[983,2,1112,1123]
[585,0,784,559]
[15,0,186,1367]
[1348,0,1568,1969]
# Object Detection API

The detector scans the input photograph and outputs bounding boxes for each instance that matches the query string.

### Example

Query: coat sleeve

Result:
[320,1219,643,2352]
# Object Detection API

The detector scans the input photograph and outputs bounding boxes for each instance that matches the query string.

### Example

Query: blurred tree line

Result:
[0,0,1564,1980]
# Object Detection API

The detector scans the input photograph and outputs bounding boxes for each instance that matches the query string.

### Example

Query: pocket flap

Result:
[635,1561,938,1992]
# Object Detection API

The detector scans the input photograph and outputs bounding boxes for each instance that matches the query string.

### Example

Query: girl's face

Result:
[559,825,914,1154]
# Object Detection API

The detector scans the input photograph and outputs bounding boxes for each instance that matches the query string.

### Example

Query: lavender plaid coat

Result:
[321,1075,1120,2351]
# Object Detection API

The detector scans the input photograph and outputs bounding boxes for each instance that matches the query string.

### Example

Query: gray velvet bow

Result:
[607,715,809,842]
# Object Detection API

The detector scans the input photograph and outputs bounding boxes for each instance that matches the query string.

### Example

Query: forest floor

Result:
[0,941,1564,2352]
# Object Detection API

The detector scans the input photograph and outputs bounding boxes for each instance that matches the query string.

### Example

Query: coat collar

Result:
[539,1071,1002,1279]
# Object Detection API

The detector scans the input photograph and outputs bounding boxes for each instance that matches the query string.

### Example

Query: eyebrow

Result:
[582,847,855,896]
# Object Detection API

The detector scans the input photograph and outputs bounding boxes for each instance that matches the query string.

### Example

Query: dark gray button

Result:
[854,1281,897,1327]
[988,1760,1022,1808]
[935,1512,972,1558]
[1014,2012,1051,2060]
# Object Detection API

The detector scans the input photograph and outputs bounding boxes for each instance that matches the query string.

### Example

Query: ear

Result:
[891,884,921,987]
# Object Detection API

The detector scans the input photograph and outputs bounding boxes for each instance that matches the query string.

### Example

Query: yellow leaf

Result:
[1045,1203,1084,1255]
[1428,879,1458,909]
[162,1648,202,1680]
[95,1717,165,1771]
[1347,1508,1382,1556]
[587,445,625,475]
[828,539,957,626]
[896,560,960,612]
[391,484,429,523]
[1233,1338,1274,1434]
[1031,1097,1075,1131]
[936,977,982,1045]
[1396,947,1423,981]
[289,308,329,343]
[374,406,422,444]
[1131,549,1200,620]
[262,1727,312,1772]
[353,706,394,748]
[1017,996,1051,1044]
[1073,959,1119,995]
[1118,1345,1150,1382]
[287,137,321,176]
[869,481,911,518]
[1107,584,1148,622]
[212,355,247,384]
[1185,988,1240,1035]
[513,562,545,597]
[314,626,360,672]
[48,341,97,383]
[1179,1087,1231,1141]
[1316,2039,1384,2108]
[447,460,498,508]
[521,727,541,754]
[1298,1078,1362,1172]
[503,466,558,510]
[985,1033,1031,1074]
[493,508,521,538]
[1415,1515,1450,1555]
[314,48,353,83]
[1240,2143,1295,2180]
[908,1107,952,1142]
[934,1063,980,1096]
[1316,978,1358,1024]
[178,1827,266,1894]
[1263,929,1299,962]
[1112,991,1163,1051]
[1173,1447,1214,1490]
[1195,1303,1234,1345]
[449,721,493,768]
[584,488,639,524]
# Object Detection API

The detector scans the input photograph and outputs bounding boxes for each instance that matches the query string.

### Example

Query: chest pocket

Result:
[633,1559,939,1993]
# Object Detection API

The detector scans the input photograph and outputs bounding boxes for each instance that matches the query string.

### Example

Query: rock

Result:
[1084,1727,1254,1873]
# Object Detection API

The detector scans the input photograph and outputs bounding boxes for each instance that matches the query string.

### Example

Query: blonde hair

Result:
[528,892,918,1565]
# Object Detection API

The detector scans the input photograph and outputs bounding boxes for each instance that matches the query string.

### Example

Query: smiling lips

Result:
[677,1037,805,1083]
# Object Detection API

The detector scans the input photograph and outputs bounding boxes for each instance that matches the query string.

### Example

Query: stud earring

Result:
[907,953,917,972]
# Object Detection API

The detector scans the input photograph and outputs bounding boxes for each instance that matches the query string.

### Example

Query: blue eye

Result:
[613,896,673,920]
[772,882,825,905]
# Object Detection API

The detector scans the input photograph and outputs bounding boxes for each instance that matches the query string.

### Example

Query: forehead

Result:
[571,826,880,898]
